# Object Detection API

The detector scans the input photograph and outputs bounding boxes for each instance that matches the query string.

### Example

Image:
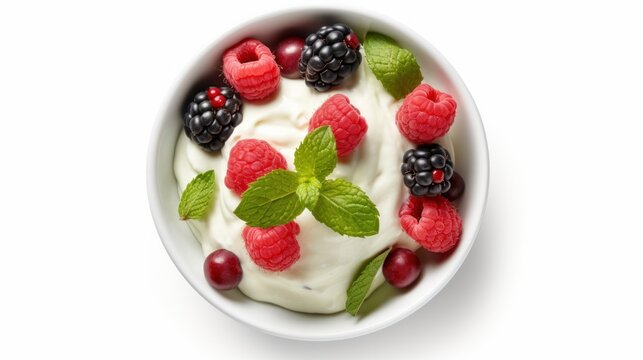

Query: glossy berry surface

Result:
[275,37,305,79]
[183,86,243,152]
[203,249,242,290]
[223,38,280,100]
[443,171,465,201]
[383,248,421,288]
[401,144,454,197]
[298,23,362,92]
[308,94,367,157]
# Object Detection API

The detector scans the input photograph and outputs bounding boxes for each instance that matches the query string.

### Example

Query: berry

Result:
[401,144,454,197]
[396,84,457,144]
[298,23,362,92]
[399,196,462,253]
[383,248,421,288]
[242,222,301,272]
[224,139,287,196]
[203,249,243,290]
[274,37,305,79]
[223,39,280,100]
[443,171,465,202]
[183,86,243,152]
[308,94,367,157]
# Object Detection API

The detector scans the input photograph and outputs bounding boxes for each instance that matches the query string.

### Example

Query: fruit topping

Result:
[242,221,301,271]
[399,195,462,253]
[401,144,454,197]
[203,249,243,290]
[298,23,362,92]
[443,171,465,202]
[224,139,287,196]
[183,87,243,152]
[396,83,457,144]
[274,37,305,79]
[223,38,280,100]
[383,247,421,288]
[308,94,367,157]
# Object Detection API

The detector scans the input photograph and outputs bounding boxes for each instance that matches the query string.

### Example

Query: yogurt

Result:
[173,61,454,313]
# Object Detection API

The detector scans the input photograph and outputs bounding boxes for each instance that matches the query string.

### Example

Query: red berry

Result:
[211,94,226,108]
[399,195,462,253]
[432,169,445,183]
[274,37,305,79]
[396,84,457,144]
[345,33,360,49]
[383,248,421,288]
[206,87,221,100]
[223,39,280,100]
[224,139,287,196]
[443,171,465,201]
[203,249,242,290]
[308,94,368,157]
[242,222,301,272]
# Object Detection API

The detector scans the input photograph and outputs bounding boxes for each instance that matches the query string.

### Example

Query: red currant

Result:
[344,33,360,49]
[203,249,242,290]
[432,169,445,183]
[443,171,465,201]
[206,87,221,100]
[383,248,421,288]
[211,94,226,108]
[274,37,305,79]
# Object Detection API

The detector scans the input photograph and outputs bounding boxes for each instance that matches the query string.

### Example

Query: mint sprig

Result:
[312,179,379,237]
[233,170,305,228]
[364,32,423,100]
[234,126,380,236]
[346,248,391,316]
[178,170,216,220]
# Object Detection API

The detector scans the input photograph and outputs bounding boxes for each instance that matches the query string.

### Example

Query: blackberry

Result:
[183,86,243,152]
[401,144,454,197]
[298,23,362,92]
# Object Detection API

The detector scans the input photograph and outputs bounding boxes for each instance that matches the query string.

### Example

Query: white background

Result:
[1,0,642,358]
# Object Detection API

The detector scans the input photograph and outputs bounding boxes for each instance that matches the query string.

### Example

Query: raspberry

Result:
[308,94,368,157]
[399,195,462,253]
[224,139,287,196]
[242,222,301,272]
[396,84,457,144]
[223,39,280,101]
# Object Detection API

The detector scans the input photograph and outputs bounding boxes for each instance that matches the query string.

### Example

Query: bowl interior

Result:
[147,8,488,341]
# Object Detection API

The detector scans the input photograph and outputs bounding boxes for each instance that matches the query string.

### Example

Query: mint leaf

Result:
[178,170,216,220]
[294,126,337,181]
[364,32,423,100]
[311,179,379,237]
[234,170,305,228]
[346,248,391,316]
[296,178,321,209]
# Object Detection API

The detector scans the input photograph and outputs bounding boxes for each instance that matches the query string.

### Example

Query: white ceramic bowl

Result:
[147,8,488,341]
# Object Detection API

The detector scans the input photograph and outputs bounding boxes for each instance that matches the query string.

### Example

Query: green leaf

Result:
[311,179,380,237]
[346,248,392,316]
[178,170,216,220]
[364,32,423,100]
[296,178,321,209]
[294,126,337,181]
[234,170,305,228]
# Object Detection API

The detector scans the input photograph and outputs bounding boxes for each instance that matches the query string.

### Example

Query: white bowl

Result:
[147,8,488,341]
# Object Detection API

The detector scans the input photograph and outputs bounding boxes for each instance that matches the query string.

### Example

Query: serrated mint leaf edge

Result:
[294,126,337,181]
[178,170,216,220]
[310,178,380,237]
[346,248,392,316]
[233,169,305,228]
[364,32,423,100]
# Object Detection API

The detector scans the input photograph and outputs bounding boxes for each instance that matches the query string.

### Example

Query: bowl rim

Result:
[147,6,489,341]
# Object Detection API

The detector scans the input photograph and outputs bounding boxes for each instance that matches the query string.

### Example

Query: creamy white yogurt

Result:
[174,61,454,313]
